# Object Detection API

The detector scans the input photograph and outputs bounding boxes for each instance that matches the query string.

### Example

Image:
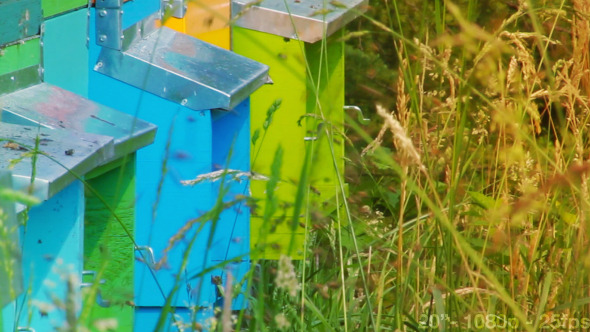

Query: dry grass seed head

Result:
[375,104,425,171]
[396,58,409,128]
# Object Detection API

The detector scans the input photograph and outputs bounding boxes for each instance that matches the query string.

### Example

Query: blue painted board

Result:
[120,0,160,29]
[42,8,89,97]
[4,181,84,331]
[210,102,251,262]
[135,306,214,331]
[211,261,250,311]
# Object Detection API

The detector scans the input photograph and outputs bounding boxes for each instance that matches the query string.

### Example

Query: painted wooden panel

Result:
[250,217,306,259]
[87,60,215,308]
[134,306,214,331]
[0,0,42,46]
[163,0,230,49]
[0,172,22,308]
[210,103,250,262]
[210,261,250,310]
[234,27,307,217]
[42,8,88,97]
[119,0,160,29]
[42,0,86,18]
[233,28,308,259]
[0,38,41,76]
[5,181,84,331]
[305,35,345,186]
[84,156,136,331]
[233,27,345,259]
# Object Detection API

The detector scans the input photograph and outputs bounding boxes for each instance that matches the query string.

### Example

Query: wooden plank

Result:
[84,156,136,331]
[16,181,84,331]
[249,219,306,260]
[42,8,88,97]
[42,0,86,18]
[233,27,308,217]
[163,0,230,50]
[0,172,22,308]
[0,0,42,46]
[209,102,251,262]
[0,38,41,76]
[305,34,345,187]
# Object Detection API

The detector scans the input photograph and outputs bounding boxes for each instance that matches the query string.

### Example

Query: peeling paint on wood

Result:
[0,0,42,46]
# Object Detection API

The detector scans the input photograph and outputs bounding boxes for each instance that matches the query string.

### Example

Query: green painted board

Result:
[233,28,345,259]
[0,38,41,76]
[42,8,89,97]
[84,156,136,331]
[42,0,86,18]
[305,35,345,186]
[250,218,306,259]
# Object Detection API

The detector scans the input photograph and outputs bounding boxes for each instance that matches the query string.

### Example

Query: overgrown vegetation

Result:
[340,0,590,330]
[5,0,590,331]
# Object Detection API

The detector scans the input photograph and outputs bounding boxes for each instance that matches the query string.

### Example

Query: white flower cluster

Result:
[275,255,300,297]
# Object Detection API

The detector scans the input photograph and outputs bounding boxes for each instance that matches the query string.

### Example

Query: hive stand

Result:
[232,0,367,259]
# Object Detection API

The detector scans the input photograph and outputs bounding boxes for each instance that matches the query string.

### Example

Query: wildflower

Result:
[93,318,118,331]
[205,316,218,330]
[275,255,300,297]
[275,313,291,330]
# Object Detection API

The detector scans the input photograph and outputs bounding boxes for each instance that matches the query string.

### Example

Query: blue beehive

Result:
[0,120,113,331]
[0,1,157,330]
[86,0,269,329]
[0,85,157,331]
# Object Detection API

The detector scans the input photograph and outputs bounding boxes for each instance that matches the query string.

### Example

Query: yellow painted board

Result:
[163,0,230,49]
[162,16,186,33]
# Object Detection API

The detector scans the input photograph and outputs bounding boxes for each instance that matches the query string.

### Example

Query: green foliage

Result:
[7,1,590,331]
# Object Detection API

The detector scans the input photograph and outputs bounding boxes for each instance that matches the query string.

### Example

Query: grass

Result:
[4,0,590,331]
[340,0,590,330]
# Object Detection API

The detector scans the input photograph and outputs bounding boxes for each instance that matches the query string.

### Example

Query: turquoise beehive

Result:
[87,0,269,329]
[0,1,157,330]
